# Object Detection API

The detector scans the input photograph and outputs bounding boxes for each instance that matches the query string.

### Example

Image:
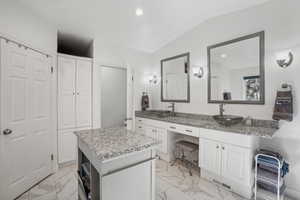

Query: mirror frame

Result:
[207,31,265,105]
[161,52,190,103]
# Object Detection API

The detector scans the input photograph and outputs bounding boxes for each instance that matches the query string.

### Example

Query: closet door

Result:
[58,56,76,130]
[76,59,92,128]
[0,40,52,200]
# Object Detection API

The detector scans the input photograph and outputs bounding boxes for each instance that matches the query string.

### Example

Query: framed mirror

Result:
[208,31,265,104]
[161,52,190,102]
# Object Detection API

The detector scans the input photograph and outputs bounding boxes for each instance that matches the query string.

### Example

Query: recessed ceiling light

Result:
[221,54,227,58]
[136,8,144,16]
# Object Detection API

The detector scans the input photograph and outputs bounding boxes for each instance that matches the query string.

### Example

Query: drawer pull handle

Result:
[138,126,142,128]
[170,126,176,129]
[185,130,192,133]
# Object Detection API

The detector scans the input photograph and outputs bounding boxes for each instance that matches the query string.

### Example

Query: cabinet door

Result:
[199,138,221,175]
[145,126,155,139]
[58,56,76,129]
[58,130,77,163]
[76,59,92,128]
[156,128,168,154]
[102,160,152,200]
[135,123,146,135]
[221,144,250,184]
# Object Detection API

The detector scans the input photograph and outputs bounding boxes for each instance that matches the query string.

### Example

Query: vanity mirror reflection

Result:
[161,52,190,102]
[208,31,265,104]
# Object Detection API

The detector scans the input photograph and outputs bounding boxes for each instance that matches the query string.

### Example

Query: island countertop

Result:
[74,127,159,162]
[136,111,279,138]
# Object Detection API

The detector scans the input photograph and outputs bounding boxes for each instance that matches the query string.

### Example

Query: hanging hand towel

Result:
[273,88,293,121]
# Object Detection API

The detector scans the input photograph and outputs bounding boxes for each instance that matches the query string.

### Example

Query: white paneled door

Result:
[58,56,76,130]
[0,40,53,200]
[76,59,92,128]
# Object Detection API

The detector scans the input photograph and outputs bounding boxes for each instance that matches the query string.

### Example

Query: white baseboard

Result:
[286,188,300,200]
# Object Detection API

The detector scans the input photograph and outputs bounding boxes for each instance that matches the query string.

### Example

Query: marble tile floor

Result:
[16,159,275,200]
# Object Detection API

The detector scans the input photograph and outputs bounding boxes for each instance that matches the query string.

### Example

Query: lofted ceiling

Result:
[16,0,272,53]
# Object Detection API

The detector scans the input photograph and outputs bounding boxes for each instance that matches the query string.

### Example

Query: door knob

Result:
[3,129,12,135]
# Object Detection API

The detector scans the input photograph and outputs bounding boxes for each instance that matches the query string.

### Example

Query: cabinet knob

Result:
[222,146,225,150]
[216,145,219,149]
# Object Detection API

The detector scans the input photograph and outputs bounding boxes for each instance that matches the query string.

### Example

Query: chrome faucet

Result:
[168,102,176,116]
[219,103,225,116]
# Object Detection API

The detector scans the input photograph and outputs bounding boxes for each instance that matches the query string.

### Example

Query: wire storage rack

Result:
[254,153,287,200]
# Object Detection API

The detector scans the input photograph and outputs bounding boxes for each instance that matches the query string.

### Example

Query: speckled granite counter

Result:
[136,111,279,138]
[74,127,159,162]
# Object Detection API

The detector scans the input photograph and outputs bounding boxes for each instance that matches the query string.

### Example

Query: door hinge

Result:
[51,154,54,161]
[51,66,54,74]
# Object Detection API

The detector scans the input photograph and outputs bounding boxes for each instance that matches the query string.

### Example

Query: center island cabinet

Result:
[74,127,159,200]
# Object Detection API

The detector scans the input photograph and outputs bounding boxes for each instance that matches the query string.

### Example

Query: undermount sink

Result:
[213,115,244,127]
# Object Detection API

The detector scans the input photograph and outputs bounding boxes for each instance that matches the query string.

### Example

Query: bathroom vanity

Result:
[135,110,278,199]
[74,127,159,200]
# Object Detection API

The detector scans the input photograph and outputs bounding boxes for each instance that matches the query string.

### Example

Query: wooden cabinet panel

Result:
[76,59,92,128]
[199,138,221,175]
[58,56,76,130]
[58,130,77,164]
[221,144,250,184]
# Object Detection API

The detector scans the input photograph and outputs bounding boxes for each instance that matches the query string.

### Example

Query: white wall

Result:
[146,0,300,198]
[0,1,57,55]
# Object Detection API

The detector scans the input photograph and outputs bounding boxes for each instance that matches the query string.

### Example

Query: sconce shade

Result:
[276,51,293,68]
[193,67,204,78]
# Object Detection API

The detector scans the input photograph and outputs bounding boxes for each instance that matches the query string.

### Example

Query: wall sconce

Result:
[193,67,204,78]
[149,75,158,84]
[276,50,294,68]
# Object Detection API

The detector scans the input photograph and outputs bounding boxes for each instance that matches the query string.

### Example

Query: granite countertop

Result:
[136,111,279,138]
[74,127,160,162]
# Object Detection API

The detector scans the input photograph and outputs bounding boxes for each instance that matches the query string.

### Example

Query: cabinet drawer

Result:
[136,117,146,124]
[168,124,199,137]
[135,123,146,134]
[199,128,258,148]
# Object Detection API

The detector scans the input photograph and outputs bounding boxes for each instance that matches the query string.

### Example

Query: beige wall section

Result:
[145,0,300,198]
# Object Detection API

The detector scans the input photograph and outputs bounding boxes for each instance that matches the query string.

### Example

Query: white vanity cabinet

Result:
[135,115,261,199]
[199,128,259,199]
[135,118,172,157]
[199,138,251,184]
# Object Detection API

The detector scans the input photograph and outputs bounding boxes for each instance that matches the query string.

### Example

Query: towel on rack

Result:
[273,90,293,121]
[257,182,286,194]
[256,149,289,177]
[257,168,283,186]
